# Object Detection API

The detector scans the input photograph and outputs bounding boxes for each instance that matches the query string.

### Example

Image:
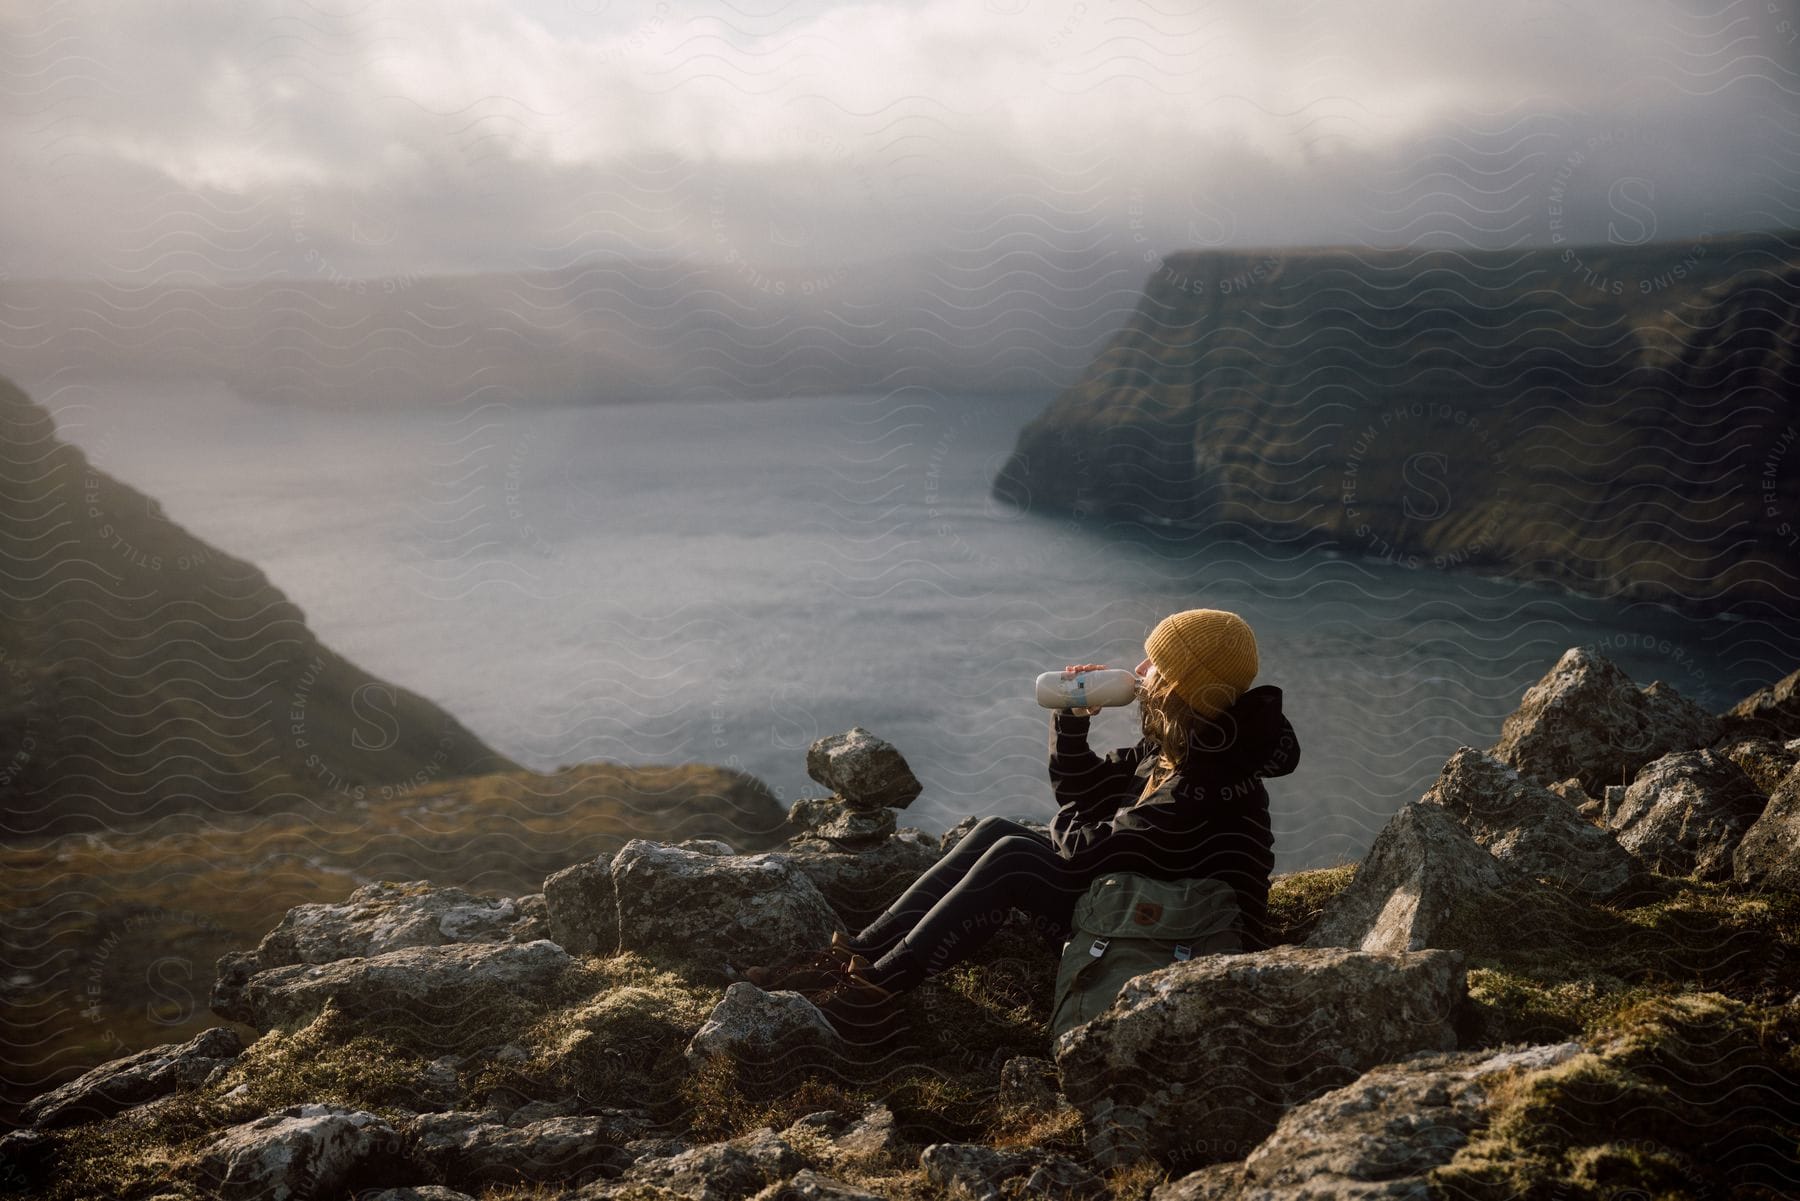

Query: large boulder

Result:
[543,854,617,957]
[1720,665,1800,741]
[254,881,547,966]
[1304,802,1505,954]
[777,830,941,928]
[609,839,841,966]
[805,727,923,811]
[1421,748,1639,896]
[1490,647,1721,794]
[407,1111,635,1186]
[1608,750,1769,880]
[685,982,845,1070]
[1054,946,1467,1172]
[237,939,571,1032]
[23,1026,243,1129]
[1151,1042,1584,1200]
[213,882,549,1020]
[197,1103,405,1200]
[1734,763,1800,891]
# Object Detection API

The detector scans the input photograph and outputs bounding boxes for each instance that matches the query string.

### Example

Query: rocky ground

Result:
[3,665,1798,1200]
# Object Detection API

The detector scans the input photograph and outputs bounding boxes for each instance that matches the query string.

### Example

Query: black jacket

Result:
[1046,684,1300,950]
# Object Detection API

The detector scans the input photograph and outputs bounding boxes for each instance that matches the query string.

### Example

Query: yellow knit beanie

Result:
[1144,608,1259,720]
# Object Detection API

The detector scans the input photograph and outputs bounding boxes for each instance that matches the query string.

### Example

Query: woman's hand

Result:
[1062,664,1110,717]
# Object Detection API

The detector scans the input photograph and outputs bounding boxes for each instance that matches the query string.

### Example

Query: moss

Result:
[1101,1158,1175,1201]
[1265,864,1356,945]
[1433,993,1800,1201]
[473,952,723,1123]
[680,1054,873,1144]
[25,1094,224,1201]
[216,1004,441,1116]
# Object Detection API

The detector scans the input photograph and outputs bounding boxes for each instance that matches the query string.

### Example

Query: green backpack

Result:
[1049,872,1244,1044]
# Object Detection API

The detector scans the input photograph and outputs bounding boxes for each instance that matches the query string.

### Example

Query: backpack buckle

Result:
[1173,943,1192,961]
[1088,937,1109,958]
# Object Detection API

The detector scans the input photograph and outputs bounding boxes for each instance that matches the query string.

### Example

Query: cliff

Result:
[0,375,525,837]
[992,230,1800,617]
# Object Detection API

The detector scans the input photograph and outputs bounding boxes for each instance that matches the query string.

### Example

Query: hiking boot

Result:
[740,930,861,993]
[805,956,905,1045]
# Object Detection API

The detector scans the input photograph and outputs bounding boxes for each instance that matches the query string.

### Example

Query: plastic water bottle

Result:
[1035,669,1142,710]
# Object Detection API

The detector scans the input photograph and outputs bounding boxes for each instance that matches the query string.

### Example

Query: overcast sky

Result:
[3,0,1797,283]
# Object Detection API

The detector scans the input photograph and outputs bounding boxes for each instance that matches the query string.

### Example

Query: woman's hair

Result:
[1137,668,1207,768]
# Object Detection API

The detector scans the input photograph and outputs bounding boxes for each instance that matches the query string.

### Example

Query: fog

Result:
[4,0,1794,277]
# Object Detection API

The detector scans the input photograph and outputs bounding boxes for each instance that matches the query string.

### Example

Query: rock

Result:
[1019,1157,1108,1200]
[939,814,1052,854]
[920,1143,1101,1201]
[1715,735,1800,795]
[1490,647,1721,794]
[23,1026,243,1129]
[1608,750,1768,880]
[1304,802,1506,954]
[593,1127,804,1200]
[1734,763,1800,891]
[0,1128,55,1187]
[543,854,618,956]
[361,1188,479,1201]
[1546,776,1589,804]
[1149,1163,1243,1201]
[998,1055,1062,1109]
[1054,946,1467,1172]
[918,1144,1040,1200]
[1155,1042,1586,1200]
[407,1110,634,1185]
[211,950,263,1024]
[830,1102,899,1165]
[1603,784,1628,824]
[239,939,571,1032]
[787,796,841,832]
[685,982,845,1070]
[213,882,550,1020]
[197,1103,404,1200]
[509,893,551,941]
[786,797,896,847]
[764,1169,887,1200]
[1721,665,1800,741]
[610,840,841,966]
[505,1098,585,1125]
[677,839,737,856]
[1421,748,1640,896]
[776,831,941,927]
[805,728,922,811]
[255,881,547,966]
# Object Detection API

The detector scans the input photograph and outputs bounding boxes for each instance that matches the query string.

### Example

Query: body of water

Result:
[51,383,1798,872]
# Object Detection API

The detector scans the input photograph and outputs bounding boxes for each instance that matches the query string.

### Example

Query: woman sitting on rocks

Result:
[744,607,1303,1041]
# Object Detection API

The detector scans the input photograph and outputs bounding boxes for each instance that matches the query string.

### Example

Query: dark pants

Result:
[853,816,1094,982]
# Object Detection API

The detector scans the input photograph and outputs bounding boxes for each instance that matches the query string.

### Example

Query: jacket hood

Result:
[1183,683,1299,779]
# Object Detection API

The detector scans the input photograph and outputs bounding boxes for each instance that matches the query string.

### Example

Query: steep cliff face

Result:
[0,376,520,836]
[992,231,1800,616]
